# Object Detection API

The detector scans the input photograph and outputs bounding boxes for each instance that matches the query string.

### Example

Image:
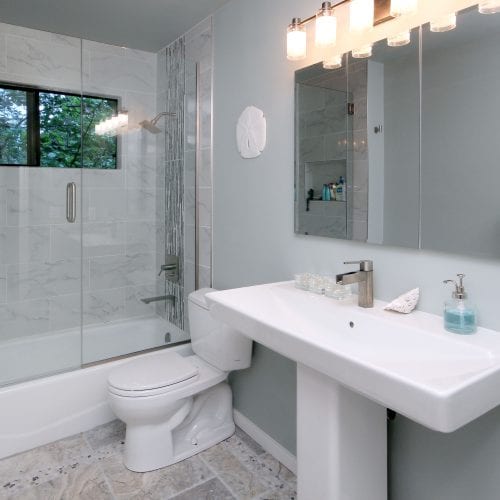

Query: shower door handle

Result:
[66,182,76,223]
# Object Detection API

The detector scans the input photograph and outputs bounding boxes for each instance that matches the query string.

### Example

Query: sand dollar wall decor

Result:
[236,106,267,159]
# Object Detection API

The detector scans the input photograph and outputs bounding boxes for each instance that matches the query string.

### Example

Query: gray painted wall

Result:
[213,0,500,498]
[421,26,500,259]
[382,41,420,250]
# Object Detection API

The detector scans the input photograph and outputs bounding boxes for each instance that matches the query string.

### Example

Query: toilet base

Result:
[123,382,235,472]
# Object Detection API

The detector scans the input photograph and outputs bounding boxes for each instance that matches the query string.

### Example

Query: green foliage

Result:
[0,86,118,169]
[0,88,28,165]
[81,96,117,169]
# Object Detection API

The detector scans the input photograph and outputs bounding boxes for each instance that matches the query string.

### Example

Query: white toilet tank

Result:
[188,288,252,371]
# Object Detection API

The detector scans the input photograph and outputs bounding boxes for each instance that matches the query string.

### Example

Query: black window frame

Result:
[0,81,119,169]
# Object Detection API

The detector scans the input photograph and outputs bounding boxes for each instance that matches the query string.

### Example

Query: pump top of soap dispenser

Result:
[443,273,467,299]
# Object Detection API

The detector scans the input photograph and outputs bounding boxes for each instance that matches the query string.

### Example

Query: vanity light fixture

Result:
[352,44,373,58]
[95,110,128,136]
[350,0,375,32]
[478,0,500,13]
[287,18,307,60]
[287,2,500,68]
[323,54,343,69]
[430,13,457,32]
[316,2,337,48]
[387,30,411,46]
[390,0,418,17]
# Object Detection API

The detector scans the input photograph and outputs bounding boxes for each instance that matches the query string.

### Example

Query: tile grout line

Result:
[82,431,119,500]
[165,470,217,500]
[222,434,296,497]
[197,452,242,500]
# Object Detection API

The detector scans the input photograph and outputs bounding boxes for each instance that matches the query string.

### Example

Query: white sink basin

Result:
[207,281,500,433]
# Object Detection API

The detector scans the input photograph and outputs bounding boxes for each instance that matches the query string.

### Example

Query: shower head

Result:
[139,111,176,134]
[139,120,162,134]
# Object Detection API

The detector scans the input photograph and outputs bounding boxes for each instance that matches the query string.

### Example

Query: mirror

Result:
[295,7,500,260]
[421,9,500,258]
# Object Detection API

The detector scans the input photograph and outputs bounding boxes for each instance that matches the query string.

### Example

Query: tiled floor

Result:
[0,421,296,499]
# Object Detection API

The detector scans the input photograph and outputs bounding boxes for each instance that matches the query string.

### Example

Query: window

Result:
[0,83,118,169]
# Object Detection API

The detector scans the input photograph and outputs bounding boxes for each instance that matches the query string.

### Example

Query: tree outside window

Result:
[0,84,118,169]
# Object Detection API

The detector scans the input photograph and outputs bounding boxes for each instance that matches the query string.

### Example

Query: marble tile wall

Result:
[184,17,213,302]
[155,38,186,330]
[348,59,369,242]
[297,84,349,239]
[156,18,213,332]
[296,60,369,241]
[0,23,163,356]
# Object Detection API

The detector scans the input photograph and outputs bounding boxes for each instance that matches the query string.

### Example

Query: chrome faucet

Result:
[336,260,374,308]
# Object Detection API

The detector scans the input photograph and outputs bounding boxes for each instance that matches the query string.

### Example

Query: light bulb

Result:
[390,0,418,17]
[479,1,500,14]
[430,13,456,32]
[323,54,343,69]
[103,119,113,134]
[316,2,337,48]
[387,30,411,46]
[352,44,373,58]
[117,111,128,128]
[350,0,374,33]
[287,18,307,61]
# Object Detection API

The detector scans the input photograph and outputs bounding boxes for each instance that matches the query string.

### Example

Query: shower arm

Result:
[151,111,176,126]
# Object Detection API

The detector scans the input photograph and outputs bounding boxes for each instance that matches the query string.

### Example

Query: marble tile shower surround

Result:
[0,421,297,499]
[0,22,166,349]
[297,84,351,239]
[155,17,213,333]
[296,60,368,241]
[184,18,213,308]
[157,38,185,330]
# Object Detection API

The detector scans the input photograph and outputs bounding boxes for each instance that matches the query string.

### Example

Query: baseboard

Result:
[233,409,297,474]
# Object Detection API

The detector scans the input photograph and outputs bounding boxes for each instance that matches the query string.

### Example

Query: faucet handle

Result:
[343,260,373,271]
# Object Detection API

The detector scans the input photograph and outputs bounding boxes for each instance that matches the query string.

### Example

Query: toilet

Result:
[108,288,252,472]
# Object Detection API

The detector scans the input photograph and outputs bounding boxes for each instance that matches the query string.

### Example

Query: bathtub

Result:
[0,316,190,459]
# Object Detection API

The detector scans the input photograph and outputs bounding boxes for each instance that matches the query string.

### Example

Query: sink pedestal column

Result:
[297,364,387,500]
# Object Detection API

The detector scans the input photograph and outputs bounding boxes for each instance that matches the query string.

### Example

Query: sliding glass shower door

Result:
[0,27,84,386]
[0,21,194,385]
[80,38,190,365]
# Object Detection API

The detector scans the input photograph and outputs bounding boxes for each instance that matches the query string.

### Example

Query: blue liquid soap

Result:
[444,301,477,335]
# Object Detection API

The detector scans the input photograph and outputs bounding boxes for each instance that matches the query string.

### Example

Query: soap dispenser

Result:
[443,274,477,335]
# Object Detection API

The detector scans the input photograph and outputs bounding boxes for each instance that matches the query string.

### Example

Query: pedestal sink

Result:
[206,282,500,500]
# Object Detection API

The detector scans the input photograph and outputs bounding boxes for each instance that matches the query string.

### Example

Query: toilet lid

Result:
[108,351,199,392]
[188,288,216,310]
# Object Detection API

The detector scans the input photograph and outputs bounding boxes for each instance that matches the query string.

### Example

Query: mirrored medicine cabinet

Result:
[295,6,500,260]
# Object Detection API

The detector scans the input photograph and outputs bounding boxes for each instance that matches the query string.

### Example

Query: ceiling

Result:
[0,0,229,52]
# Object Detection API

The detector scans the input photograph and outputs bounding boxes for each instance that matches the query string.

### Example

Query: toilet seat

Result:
[108,351,199,398]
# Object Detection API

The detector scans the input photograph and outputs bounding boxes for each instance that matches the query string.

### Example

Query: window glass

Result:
[81,96,117,169]
[0,84,118,169]
[0,87,28,165]
[39,92,83,168]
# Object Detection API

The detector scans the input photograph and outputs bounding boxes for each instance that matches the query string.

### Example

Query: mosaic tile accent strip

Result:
[160,38,185,330]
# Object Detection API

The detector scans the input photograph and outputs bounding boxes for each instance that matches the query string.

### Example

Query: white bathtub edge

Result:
[0,344,191,459]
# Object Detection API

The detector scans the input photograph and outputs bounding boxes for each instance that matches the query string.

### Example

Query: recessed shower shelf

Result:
[309,199,346,204]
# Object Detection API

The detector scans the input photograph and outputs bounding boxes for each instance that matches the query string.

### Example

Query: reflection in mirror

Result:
[368,28,420,249]
[295,29,420,247]
[421,8,500,259]
[295,57,350,239]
